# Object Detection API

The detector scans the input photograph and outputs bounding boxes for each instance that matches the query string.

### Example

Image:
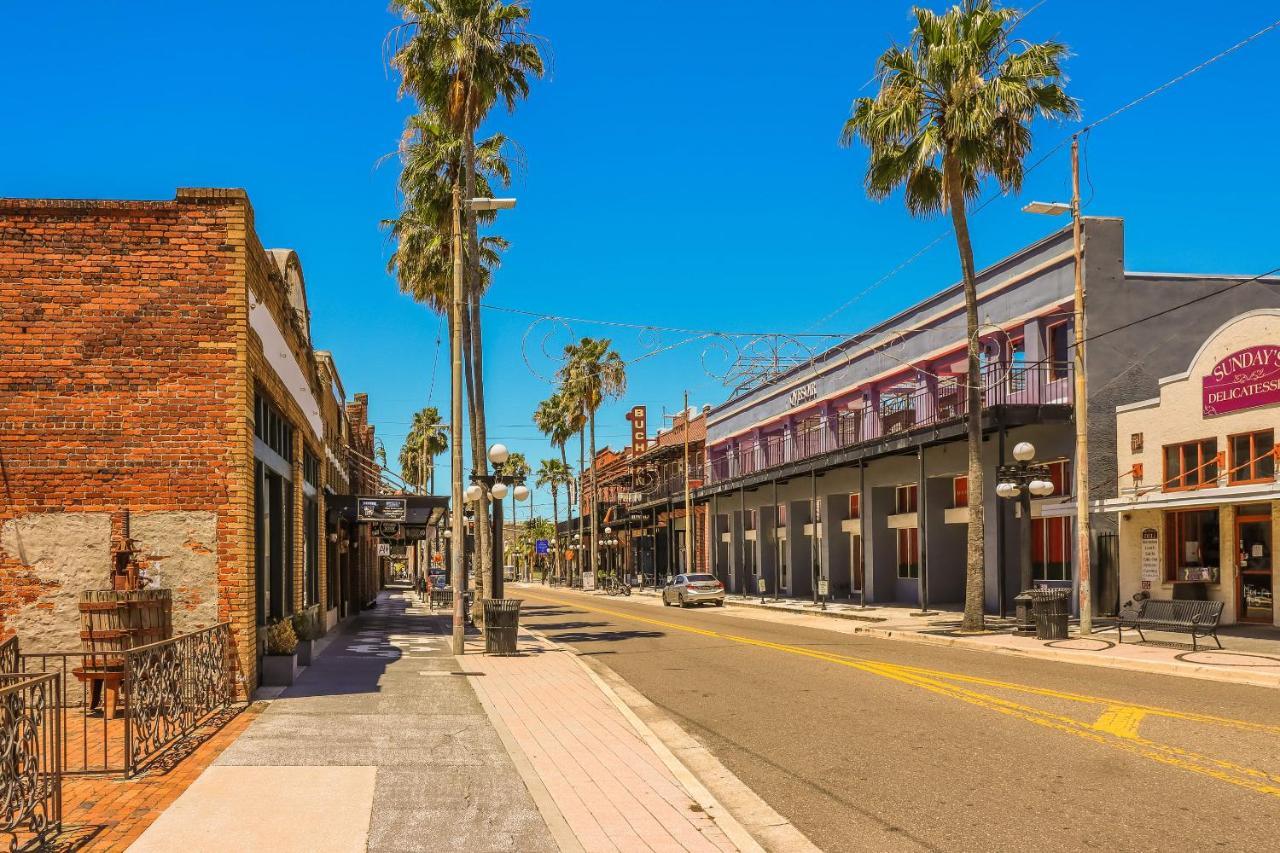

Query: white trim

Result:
[1115,397,1161,414]
[887,512,918,530]
[802,522,824,537]
[745,530,758,542]
[1125,271,1280,283]
[1099,481,1280,513]
[840,518,861,535]
[250,288,326,441]
[943,506,969,525]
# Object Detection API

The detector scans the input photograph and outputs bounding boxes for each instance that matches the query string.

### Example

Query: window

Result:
[1047,322,1070,379]
[1163,439,1219,491]
[1031,516,1072,581]
[952,476,968,508]
[850,534,864,592]
[895,484,918,515]
[303,448,320,487]
[254,392,294,460]
[848,493,861,519]
[896,528,919,579]
[1045,460,1071,496]
[1007,337,1026,392]
[1230,430,1275,484]
[1165,509,1221,583]
[775,503,788,527]
[303,496,319,607]
[744,509,757,531]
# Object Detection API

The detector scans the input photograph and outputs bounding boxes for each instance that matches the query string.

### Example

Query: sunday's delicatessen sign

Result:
[1203,345,1280,417]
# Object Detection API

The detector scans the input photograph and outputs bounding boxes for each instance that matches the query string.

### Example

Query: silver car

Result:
[662,573,726,607]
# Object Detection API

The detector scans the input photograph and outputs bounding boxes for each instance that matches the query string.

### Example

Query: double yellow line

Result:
[523,590,1280,799]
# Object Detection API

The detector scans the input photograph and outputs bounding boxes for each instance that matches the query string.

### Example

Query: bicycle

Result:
[604,575,632,597]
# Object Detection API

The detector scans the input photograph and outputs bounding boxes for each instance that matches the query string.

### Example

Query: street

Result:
[517,587,1280,852]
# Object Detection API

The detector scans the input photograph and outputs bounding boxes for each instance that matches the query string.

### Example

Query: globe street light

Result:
[470,442,530,598]
[996,440,1055,634]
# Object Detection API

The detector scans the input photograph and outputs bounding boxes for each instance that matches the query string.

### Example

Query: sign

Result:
[1140,528,1160,583]
[788,381,818,408]
[1203,345,1280,416]
[582,570,596,591]
[618,492,643,504]
[817,579,830,597]
[358,497,407,522]
[432,552,443,565]
[376,543,391,557]
[535,538,549,555]
[756,577,767,594]
[625,406,648,454]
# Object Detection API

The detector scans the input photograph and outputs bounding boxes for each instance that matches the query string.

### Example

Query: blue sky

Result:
[3,1,1277,518]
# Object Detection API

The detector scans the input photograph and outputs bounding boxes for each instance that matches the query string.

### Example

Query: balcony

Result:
[706,359,1071,484]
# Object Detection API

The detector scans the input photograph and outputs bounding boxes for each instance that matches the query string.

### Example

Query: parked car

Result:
[662,573,725,607]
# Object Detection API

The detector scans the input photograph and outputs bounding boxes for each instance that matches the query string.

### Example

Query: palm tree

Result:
[560,338,626,579]
[497,450,531,574]
[399,406,449,494]
[534,391,580,560]
[535,458,572,581]
[841,0,1077,632]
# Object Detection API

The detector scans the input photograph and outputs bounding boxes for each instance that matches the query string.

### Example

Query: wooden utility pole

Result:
[683,391,692,572]
[449,186,466,655]
[1072,135,1093,636]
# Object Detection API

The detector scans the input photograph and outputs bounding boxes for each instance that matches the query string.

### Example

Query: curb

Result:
[524,584,1280,691]
[523,627,819,853]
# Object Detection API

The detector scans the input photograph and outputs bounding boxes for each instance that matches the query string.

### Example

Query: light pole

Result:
[996,441,1056,634]
[1023,133,1091,635]
[468,442,530,601]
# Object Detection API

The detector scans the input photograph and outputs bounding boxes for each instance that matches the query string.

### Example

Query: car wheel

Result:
[662,594,671,607]
[714,600,725,607]
[679,595,689,608]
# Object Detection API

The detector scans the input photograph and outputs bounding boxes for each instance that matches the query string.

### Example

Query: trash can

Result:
[482,599,523,655]
[1031,589,1069,640]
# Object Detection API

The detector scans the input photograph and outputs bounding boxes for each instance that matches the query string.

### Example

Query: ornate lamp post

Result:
[468,443,530,599]
[996,441,1056,633]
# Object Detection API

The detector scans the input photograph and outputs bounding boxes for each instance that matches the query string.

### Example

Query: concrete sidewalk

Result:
[129,587,764,852]
[552,584,1280,689]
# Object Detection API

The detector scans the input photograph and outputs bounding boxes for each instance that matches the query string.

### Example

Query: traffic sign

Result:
[536,538,549,555]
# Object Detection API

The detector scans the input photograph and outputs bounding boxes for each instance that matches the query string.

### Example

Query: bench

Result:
[1117,598,1224,651]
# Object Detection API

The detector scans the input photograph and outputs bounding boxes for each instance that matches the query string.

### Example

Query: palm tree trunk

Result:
[550,483,560,582]
[577,429,586,584]
[945,155,986,633]
[461,295,490,612]
[588,409,599,578]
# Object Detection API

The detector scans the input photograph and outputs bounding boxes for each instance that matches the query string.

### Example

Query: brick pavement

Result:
[57,704,259,851]
[466,631,739,853]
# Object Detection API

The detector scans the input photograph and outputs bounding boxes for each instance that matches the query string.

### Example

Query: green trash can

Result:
[1032,589,1070,640]
[483,599,523,655]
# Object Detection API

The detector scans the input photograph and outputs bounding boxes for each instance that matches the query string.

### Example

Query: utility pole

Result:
[449,185,466,656]
[1072,135,1093,636]
[683,391,692,572]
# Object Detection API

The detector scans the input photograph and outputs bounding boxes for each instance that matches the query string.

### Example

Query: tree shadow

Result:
[539,629,666,643]
[525,621,611,631]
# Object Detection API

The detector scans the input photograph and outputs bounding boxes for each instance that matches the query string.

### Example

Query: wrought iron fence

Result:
[0,635,17,674]
[124,622,235,775]
[16,651,126,774]
[707,359,1073,483]
[0,672,62,851]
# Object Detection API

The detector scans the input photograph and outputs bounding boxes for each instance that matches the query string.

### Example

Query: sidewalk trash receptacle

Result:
[482,599,523,655]
[1031,589,1070,640]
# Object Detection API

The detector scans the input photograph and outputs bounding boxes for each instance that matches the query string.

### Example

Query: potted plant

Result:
[291,605,324,666]
[261,618,299,686]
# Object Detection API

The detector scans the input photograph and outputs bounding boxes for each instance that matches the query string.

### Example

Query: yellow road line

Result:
[523,589,1280,799]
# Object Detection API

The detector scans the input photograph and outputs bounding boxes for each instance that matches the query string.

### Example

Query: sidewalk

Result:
[565,585,1280,689]
[128,587,762,852]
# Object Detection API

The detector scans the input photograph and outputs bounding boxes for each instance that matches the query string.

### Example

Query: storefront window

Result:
[1032,516,1071,581]
[895,484,918,514]
[896,527,919,579]
[1229,430,1275,484]
[1163,438,1218,491]
[775,503,788,527]
[1164,509,1221,582]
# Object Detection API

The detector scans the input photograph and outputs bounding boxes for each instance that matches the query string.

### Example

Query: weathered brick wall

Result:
[0,191,252,672]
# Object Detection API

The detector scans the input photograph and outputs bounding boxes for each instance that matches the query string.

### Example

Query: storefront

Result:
[1105,309,1280,627]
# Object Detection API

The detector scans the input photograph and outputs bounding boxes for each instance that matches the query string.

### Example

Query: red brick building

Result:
[0,188,381,688]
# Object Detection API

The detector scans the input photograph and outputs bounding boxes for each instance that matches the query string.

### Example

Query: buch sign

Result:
[1203,345,1280,416]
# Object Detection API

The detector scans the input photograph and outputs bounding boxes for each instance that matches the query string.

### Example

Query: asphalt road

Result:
[515,587,1280,853]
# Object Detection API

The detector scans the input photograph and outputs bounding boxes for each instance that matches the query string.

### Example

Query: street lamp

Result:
[1022,135,1092,635]
[470,442,530,599]
[997,441,1055,634]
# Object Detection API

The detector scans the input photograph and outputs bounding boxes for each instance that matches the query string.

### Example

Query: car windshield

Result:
[686,574,716,582]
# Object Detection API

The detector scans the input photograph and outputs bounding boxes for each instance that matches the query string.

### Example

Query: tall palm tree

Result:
[497,450,531,574]
[535,458,572,580]
[560,338,626,579]
[391,0,544,601]
[841,0,1076,632]
[534,391,579,555]
[399,405,449,493]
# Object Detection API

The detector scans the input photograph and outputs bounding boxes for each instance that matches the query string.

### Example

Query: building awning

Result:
[1095,482,1280,514]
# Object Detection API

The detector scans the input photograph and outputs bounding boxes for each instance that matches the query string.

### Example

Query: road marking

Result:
[523,590,1280,800]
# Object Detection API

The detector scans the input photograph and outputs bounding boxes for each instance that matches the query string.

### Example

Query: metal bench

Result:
[1117,599,1224,651]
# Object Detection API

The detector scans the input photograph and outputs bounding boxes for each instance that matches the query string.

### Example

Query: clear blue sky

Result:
[3,1,1277,519]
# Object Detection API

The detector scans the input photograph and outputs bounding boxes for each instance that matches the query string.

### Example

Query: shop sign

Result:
[626,406,648,454]
[1140,527,1160,587]
[788,381,818,408]
[582,570,596,591]
[817,579,830,597]
[358,497,407,522]
[1203,345,1280,416]
[535,538,549,555]
[618,491,642,504]
[376,543,391,557]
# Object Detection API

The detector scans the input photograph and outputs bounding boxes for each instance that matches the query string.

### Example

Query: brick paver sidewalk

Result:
[466,631,739,853]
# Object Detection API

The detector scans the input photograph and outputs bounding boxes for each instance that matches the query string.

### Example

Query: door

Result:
[777,538,789,594]
[1236,506,1273,623]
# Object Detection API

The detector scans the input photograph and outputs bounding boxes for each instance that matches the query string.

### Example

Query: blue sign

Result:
[535,539,549,555]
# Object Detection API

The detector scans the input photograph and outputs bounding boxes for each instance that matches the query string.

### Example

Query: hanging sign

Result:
[626,406,648,454]
[1140,528,1160,585]
[358,497,407,522]
[1203,345,1280,416]
[376,543,391,557]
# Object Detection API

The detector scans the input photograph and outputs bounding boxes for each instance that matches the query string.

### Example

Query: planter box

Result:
[296,638,315,667]
[261,653,299,686]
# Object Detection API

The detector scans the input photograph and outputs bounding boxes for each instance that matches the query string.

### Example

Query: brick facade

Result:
[0,188,373,690]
